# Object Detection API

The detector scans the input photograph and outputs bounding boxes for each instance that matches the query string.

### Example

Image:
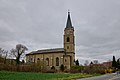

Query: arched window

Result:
[67,37,70,42]
[56,57,59,66]
[46,58,49,66]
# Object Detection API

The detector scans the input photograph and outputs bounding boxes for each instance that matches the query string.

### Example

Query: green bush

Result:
[51,66,55,70]
[60,64,64,72]
[70,65,84,73]
[46,66,56,73]
[83,64,106,74]
[0,60,47,72]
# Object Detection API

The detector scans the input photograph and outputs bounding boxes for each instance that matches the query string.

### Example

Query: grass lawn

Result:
[0,71,101,80]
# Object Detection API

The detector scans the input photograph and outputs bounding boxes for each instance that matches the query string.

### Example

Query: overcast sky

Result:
[0,0,120,64]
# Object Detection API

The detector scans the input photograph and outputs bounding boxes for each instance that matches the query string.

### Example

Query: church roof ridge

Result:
[27,48,65,55]
[37,48,64,52]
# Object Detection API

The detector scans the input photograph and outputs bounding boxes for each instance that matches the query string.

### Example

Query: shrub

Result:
[64,69,70,73]
[0,60,47,72]
[51,66,55,70]
[60,64,64,72]
[45,66,56,73]
[83,64,106,74]
[70,65,84,73]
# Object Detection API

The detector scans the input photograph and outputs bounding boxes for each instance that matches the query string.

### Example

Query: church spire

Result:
[66,11,73,28]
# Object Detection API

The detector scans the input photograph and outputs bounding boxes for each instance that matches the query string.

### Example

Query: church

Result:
[26,11,75,69]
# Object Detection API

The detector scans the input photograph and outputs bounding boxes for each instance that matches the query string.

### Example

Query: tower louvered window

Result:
[67,37,70,42]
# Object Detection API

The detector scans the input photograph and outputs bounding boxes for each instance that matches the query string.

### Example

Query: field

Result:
[0,71,100,80]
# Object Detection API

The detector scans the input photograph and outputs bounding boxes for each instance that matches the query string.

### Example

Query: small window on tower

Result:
[67,46,69,49]
[67,37,70,42]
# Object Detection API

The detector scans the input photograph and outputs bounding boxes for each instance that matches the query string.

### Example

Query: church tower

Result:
[64,11,75,67]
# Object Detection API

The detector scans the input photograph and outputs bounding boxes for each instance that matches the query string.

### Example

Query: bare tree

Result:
[0,48,8,64]
[93,60,99,64]
[0,48,4,56]
[84,60,89,66]
[11,44,28,64]
[3,50,8,64]
[0,48,4,63]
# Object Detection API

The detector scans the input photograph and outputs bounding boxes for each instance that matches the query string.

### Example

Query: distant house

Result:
[89,61,112,68]
[101,61,112,68]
